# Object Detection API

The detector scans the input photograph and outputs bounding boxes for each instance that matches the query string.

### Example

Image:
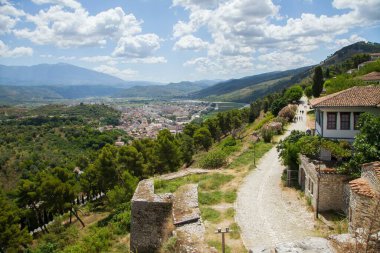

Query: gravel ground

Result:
[235,98,316,252]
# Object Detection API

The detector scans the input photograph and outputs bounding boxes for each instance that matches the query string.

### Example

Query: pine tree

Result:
[312,66,324,97]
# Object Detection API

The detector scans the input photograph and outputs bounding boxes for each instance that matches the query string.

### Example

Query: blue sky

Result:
[0,0,379,83]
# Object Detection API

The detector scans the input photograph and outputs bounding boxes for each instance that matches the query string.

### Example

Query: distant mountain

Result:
[322,41,380,66]
[191,66,313,103]
[115,80,220,98]
[0,63,161,88]
[0,85,124,104]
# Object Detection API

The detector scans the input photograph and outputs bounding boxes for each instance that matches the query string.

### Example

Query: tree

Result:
[312,66,324,97]
[178,134,195,165]
[325,67,330,78]
[155,129,182,173]
[304,86,313,98]
[347,113,380,176]
[93,144,119,191]
[193,127,213,151]
[284,86,303,103]
[203,118,222,141]
[118,146,146,178]
[270,97,287,116]
[0,190,32,252]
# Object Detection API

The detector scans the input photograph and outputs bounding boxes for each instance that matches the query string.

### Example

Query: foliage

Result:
[261,127,274,143]
[224,190,237,203]
[228,142,273,170]
[162,236,178,253]
[284,85,303,103]
[324,75,365,94]
[344,113,380,176]
[270,97,287,116]
[357,59,380,75]
[278,104,297,122]
[0,190,32,252]
[199,150,227,169]
[304,85,313,98]
[194,127,213,151]
[178,134,195,165]
[312,66,324,97]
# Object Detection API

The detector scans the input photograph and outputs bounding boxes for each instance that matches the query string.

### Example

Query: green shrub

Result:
[199,150,227,169]
[261,127,274,143]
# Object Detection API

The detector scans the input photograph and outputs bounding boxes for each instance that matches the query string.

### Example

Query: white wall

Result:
[319,107,380,140]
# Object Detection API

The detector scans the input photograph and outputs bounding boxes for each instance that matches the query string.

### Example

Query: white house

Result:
[310,86,380,141]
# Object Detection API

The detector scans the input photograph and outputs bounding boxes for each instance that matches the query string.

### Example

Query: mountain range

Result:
[1,41,379,104]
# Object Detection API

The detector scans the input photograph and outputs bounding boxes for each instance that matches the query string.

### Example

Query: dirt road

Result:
[235,98,316,252]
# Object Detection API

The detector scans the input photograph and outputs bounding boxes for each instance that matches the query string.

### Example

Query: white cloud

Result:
[335,34,367,48]
[184,55,253,75]
[94,65,137,80]
[12,3,162,61]
[0,40,33,57]
[173,35,208,51]
[31,0,82,9]
[0,1,25,34]
[172,0,380,75]
[112,34,160,58]
[80,55,167,65]
[57,55,76,60]
[258,51,315,71]
[14,6,143,48]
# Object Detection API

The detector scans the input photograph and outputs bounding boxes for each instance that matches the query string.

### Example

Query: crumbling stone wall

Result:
[299,155,350,212]
[130,179,173,253]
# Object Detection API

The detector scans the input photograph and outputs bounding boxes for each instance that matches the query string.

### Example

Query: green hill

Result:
[191,66,312,103]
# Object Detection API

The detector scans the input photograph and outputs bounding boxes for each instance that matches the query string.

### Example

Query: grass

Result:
[229,223,241,239]
[154,173,235,194]
[228,142,273,170]
[199,191,223,205]
[224,190,237,203]
[201,207,221,223]
[253,113,274,131]
[225,208,235,219]
[208,240,232,253]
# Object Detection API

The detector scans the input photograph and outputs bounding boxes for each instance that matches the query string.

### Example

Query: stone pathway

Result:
[235,97,320,252]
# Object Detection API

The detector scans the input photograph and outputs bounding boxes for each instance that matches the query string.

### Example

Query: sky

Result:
[0,0,379,83]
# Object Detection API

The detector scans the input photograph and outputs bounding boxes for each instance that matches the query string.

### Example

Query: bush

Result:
[261,127,274,143]
[278,105,297,122]
[199,150,227,169]
[304,86,313,98]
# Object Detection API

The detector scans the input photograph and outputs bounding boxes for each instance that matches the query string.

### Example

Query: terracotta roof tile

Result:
[349,178,376,198]
[359,71,380,81]
[310,86,380,108]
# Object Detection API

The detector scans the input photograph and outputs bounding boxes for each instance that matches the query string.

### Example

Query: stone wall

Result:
[299,155,350,212]
[130,179,173,253]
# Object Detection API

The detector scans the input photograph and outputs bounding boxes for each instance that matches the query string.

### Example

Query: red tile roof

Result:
[359,71,380,81]
[310,86,380,108]
[349,178,376,198]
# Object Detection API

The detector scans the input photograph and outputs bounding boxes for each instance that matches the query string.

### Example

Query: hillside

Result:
[322,41,380,66]
[0,85,124,104]
[116,80,219,98]
[191,66,312,103]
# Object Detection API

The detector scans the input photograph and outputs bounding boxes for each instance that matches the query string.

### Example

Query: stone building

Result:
[348,161,380,233]
[298,155,350,212]
[130,179,214,253]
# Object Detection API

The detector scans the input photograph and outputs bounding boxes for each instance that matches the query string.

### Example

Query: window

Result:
[340,112,350,130]
[327,112,337,129]
[354,112,362,130]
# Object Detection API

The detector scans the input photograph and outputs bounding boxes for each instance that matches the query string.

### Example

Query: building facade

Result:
[310,86,380,141]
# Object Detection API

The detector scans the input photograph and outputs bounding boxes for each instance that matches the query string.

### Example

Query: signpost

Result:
[216,227,231,253]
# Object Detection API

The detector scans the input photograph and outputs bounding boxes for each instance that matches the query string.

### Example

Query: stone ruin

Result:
[130,179,215,253]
